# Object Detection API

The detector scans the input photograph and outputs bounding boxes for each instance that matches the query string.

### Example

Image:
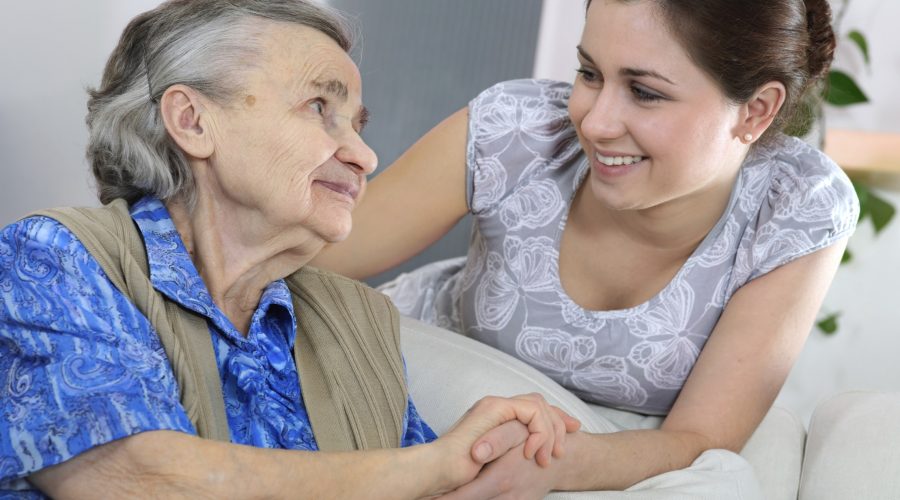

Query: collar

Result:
[129,196,295,345]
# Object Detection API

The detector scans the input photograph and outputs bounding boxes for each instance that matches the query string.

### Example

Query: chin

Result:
[318,219,354,244]
[589,181,634,211]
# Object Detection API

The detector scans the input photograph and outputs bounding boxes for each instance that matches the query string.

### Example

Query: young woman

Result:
[314,0,858,495]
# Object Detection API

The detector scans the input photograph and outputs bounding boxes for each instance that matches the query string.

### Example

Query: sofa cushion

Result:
[400,316,616,434]
[400,316,798,498]
[799,391,900,500]
[740,406,806,500]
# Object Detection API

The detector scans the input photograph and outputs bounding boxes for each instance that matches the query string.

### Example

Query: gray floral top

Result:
[380,79,859,415]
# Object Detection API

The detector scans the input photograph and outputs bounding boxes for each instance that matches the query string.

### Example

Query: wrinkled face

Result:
[206,22,376,244]
[568,0,746,212]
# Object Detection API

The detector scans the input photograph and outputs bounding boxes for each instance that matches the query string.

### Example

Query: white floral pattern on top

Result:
[475,236,558,330]
[380,79,859,415]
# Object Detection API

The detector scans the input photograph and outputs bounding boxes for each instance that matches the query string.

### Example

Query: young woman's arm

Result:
[311,108,470,280]
[446,239,847,497]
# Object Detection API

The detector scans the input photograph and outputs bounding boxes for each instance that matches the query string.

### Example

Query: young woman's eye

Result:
[576,67,602,86]
[631,85,663,102]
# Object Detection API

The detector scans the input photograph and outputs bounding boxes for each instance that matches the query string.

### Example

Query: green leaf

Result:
[841,247,853,264]
[826,70,869,106]
[847,30,870,66]
[817,313,840,335]
[867,190,896,234]
[854,180,870,223]
[851,182,896,234]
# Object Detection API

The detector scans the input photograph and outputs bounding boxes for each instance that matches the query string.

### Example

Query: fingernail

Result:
[474,442,492,462]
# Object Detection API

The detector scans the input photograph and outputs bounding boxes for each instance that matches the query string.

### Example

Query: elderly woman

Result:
[0,1,577,498]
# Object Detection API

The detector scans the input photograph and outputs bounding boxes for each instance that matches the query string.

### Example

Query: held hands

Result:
[440,442,561,500]
[432,393,580,495]
[469,393,580,467]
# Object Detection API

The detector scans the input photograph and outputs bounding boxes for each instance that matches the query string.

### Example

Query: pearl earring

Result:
[743,133,753,143]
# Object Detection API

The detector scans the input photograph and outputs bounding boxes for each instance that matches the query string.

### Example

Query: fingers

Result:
[439,450,516,500]
[436,471,500,500]
[558,406,582,433]
[514,393,570,467]
[470,421,528,464]
[464,393,579,469]
[551,405,581,459]
[506,393,546,465]
[441,443,556,500]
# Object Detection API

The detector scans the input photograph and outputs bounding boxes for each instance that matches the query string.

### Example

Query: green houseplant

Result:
[790,0,897,334]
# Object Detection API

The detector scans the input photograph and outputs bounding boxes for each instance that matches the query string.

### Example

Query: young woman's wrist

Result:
[552,431,599,491]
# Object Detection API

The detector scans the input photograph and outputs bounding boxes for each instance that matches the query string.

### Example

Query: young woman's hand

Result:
[439,441,564,500]
[429,393,580,494]
[468,393,581,467]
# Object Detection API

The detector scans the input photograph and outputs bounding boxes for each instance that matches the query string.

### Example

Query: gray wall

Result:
[0,0,542,288]
[330,0,543,285]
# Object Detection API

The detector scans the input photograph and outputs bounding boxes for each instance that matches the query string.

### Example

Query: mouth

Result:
[314,180,360,201]
[595,152,647,166]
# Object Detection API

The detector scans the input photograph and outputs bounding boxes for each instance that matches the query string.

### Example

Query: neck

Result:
[165,174,323,335]
[576,168,739,257]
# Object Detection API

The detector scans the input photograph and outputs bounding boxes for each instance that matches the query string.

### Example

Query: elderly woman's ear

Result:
[160,84,215,160]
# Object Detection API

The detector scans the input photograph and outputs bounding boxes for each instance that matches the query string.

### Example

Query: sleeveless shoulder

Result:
[736,135,859,281]
[285,266,407,450]
[466,79,583,214]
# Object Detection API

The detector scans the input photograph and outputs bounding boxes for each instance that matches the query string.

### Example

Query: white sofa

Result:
[399,316,900,499]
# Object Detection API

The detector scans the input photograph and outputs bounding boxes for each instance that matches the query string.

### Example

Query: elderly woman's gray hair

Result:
[86,0,354,207]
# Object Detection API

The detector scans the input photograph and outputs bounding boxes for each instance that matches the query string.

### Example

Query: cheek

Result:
[641,107,723,159]
[567,87,594,130]
[270,138,328,189]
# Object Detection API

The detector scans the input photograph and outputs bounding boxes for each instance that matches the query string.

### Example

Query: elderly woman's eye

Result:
[309,99,326,115]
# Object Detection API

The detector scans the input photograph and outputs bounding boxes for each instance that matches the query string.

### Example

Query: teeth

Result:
[596,153,645,166]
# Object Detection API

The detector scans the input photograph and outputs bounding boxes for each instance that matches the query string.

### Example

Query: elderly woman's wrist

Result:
[399,441,462,497]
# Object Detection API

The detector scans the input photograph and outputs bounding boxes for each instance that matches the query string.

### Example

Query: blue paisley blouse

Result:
[0,196,435,497]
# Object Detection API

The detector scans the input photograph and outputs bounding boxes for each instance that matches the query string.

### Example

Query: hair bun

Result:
[805,0,836,81]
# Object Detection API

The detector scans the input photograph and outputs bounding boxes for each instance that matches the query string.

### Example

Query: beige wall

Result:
[0,0,161,223]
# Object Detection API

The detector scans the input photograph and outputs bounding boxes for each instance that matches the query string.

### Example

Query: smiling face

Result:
[568,0,748,212]
[204,21,376,245]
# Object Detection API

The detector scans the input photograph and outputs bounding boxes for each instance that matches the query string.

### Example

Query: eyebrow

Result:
[310,78,370,130]
[358,106,370,131]
[576,45,677,86]
[310,78,348,100]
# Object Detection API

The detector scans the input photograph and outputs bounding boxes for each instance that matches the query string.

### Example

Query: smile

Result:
[595,153,646,166]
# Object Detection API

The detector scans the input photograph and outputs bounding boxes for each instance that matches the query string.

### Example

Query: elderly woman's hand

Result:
[429,393,580,494]
[467,393,581,467]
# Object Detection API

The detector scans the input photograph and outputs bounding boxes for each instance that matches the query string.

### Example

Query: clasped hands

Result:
[429,393,581,499]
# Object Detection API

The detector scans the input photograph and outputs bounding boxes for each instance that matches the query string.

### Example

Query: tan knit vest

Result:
[33,199,407,451]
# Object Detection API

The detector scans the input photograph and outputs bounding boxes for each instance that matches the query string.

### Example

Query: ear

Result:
[160,84,215,159]
[737,81,786,144]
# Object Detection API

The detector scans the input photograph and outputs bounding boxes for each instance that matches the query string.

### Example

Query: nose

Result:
[578,87,627,142]
[335,128,378,175]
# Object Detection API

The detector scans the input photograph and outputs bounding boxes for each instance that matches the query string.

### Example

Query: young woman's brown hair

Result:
[586,0,836,142]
